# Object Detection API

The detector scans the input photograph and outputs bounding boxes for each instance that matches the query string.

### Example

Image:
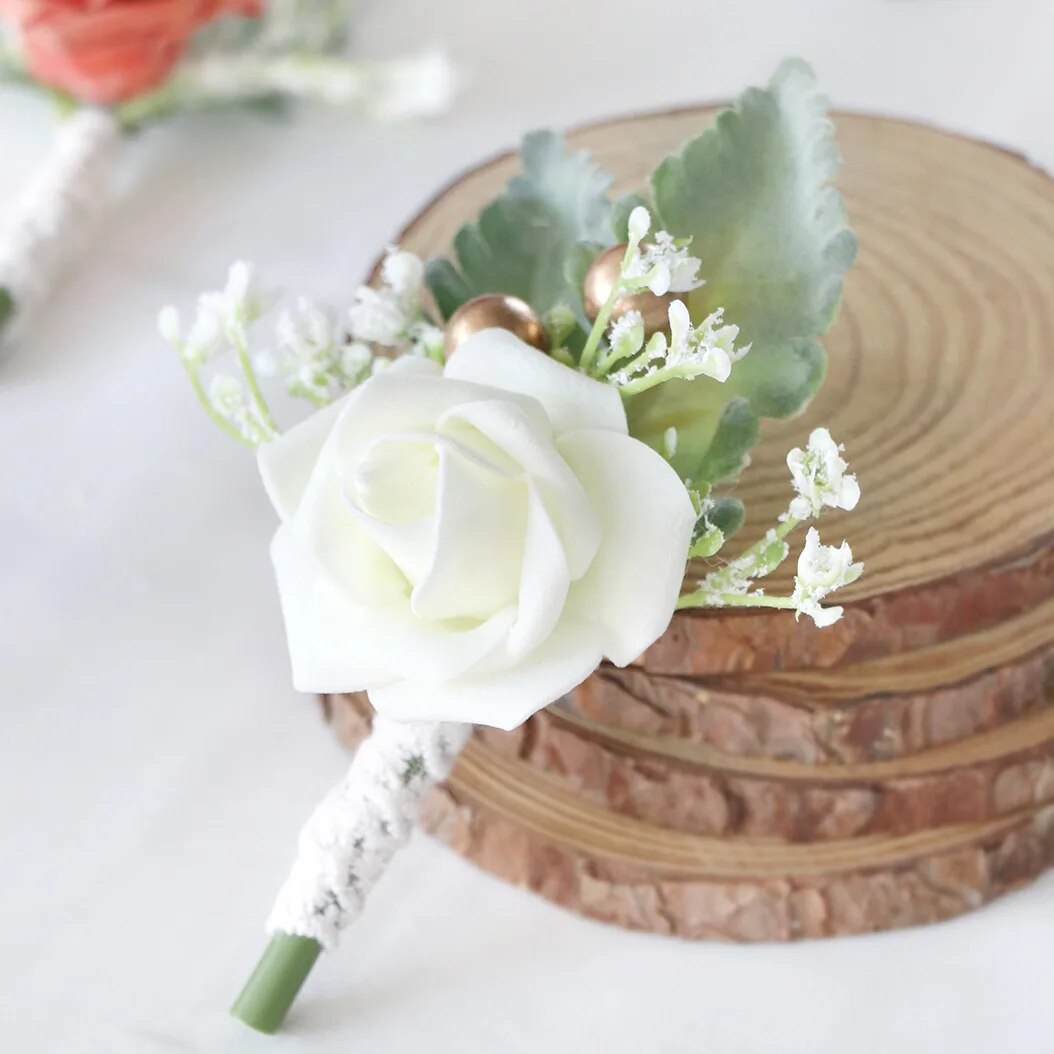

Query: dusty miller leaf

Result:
[425,131,615,320]
[630,59,855,483]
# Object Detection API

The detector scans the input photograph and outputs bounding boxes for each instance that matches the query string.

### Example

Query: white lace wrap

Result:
[266,716,471,949]
[0,108,121,349]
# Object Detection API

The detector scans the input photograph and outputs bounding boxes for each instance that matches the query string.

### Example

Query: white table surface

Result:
[3,2,1053,1051]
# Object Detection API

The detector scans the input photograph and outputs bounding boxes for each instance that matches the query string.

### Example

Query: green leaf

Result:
[692,397,759,482]
[633,58,855,483]
[652,59,856,344]
[610,191,650,242]
[708,495,745,538]
[425,131,615,321]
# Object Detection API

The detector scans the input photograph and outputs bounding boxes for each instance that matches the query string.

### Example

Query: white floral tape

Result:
[266,716,471,949]
[0,108,121,348]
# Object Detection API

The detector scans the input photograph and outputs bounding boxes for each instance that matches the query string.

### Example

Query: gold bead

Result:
[444,294,549,358]
[582,244,676,337]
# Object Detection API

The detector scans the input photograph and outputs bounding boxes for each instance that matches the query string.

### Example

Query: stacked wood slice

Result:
[325,110,1054,940]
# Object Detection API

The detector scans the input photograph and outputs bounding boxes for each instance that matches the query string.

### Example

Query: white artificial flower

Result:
[208,374,245,416]
[612,301,746,390]
[623,230,704,297]
[263,298,343,401]
[182,301,225,366]
[643,231,704,295]
[178,260,268,365]
[347,286,408,345]
[607,310,645,361]
[786,427,861,520]
[790,526,863,627]
[157,306,181,345]
[368,50,456,120]
[218,260,268,333]
[348,247,428,348]
[258,331,696,730]
[340,341,374,384]
[666,300,743,382]
[662,426,678,459]
[627,205,651,244]
[277,298,333,357]
[381,248,424,302]
[207,374,274,445]
[408,321,445,360]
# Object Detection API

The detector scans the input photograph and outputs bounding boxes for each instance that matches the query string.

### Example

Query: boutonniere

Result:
[159,58,860,1033]
[0,0,453,351]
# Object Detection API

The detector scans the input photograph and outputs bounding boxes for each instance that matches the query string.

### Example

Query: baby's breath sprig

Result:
[348,247,444,362]
[160,248,446,446]
[579,206,705,375]
[678,427,862,626]
[578,206,748,395]
[609,301,748,394]
[159,262,278,448]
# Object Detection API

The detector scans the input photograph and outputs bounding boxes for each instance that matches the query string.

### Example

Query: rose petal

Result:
[367,617,603,729]
[256,356,438,523]
[331,370,540,470]
[505,484,570,659]
[342,433,439,585]
[270,527,515,692]
[444,328,627,436]
[257,394,347,522]
[410,438,526,620]
[292,449,410,605]
[558,430,694,666]
[438,399,600,578]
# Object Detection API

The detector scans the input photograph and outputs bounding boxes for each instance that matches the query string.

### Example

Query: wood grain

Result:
[570,598,1054,763]
[327,694,1054,941]
[333,110,1054,938]
[390,110,1054,674]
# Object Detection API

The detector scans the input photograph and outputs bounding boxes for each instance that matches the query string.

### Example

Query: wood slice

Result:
[330,691,1054,840]
[570,597,1054,763]
[344,110,1054,937]
[389,111,1054,674]
[325,695,1054,941]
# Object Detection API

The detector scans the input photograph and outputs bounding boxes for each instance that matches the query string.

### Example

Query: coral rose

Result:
[0,0,261,104]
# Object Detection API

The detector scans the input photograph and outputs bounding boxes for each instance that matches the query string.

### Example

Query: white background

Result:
[2,1,1053,1051]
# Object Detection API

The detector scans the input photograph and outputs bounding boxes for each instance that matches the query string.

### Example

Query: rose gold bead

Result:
[582,243,676,337]
[444,294,549,358]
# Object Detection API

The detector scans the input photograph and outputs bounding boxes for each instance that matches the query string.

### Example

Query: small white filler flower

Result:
[791,526,863,627]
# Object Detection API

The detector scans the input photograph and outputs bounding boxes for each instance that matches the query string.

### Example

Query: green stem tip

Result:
[230,932,323,1034]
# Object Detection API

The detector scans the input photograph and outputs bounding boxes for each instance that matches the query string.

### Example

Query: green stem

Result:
[746,514,799,559]
[231,933,323,1034]
[677,591,797,611]
[114,80,180,129]
[232,331,277,435]
[677,514,802,611]
[181,358,256,448]
[579,242,638,374]
[593,335,648,377]
[614,363,676,396]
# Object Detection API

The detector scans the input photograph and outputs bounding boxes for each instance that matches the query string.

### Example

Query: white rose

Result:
[258,329,695,730]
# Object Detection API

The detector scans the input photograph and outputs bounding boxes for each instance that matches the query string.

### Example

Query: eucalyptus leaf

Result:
[425,131,615,321]
[632,58,855,484]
